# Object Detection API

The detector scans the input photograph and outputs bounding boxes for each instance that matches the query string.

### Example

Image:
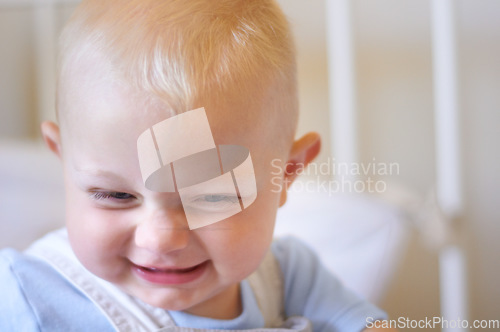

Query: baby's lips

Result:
[136,263,200,273]
[131,261,209,285]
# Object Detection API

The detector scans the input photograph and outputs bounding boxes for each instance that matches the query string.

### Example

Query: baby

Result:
[0,0,395,331]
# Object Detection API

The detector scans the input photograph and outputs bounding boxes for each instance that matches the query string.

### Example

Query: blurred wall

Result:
[0,0,499,328]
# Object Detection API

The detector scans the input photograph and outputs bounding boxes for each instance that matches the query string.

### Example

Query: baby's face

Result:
[56,73,288,318]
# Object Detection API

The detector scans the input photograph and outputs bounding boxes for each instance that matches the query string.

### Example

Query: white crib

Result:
[325,1,467,331]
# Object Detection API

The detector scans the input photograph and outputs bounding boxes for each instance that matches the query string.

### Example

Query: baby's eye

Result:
[196,194,239,204]
[203,195,232,203]
[91,191,135,201]
[187,194,240,212]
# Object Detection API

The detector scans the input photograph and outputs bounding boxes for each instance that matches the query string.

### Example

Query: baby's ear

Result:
[279,132,321,206]
[41,121,62,158]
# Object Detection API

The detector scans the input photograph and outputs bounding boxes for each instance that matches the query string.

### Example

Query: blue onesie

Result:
[0,230,386,331]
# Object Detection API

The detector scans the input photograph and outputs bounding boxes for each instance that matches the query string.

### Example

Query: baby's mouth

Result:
[131,261,208,285]
[140,264,199,273]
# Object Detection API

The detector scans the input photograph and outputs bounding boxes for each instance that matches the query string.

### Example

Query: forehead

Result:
[59,73,273,177]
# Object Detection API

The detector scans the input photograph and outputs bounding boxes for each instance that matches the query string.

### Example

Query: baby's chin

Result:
[132,291,197,311]
[121,279,239,315]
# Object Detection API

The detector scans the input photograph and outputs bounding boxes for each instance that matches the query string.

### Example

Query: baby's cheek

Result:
[210,228,269,282]
[67,209,130,277]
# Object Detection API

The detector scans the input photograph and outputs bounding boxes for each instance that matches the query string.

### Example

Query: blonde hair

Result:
[58,0,298,148]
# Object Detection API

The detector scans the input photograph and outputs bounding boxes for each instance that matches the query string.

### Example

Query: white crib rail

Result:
[431,0,463,219]
[431,0,468,331]
[0,0,79,7]
[326,0,468,331]
[34,3,57,123]
[0,0,80,123]
[325,0,358,182]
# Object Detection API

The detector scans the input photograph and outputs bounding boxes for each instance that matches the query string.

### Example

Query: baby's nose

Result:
[134,208,190,254]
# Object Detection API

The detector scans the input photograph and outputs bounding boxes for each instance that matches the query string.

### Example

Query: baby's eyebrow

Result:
[74,168,129,183]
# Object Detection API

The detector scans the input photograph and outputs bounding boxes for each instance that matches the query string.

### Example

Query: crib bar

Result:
[0,0,80,123]
[0,0,79,7]
[0,0,80,124]
[326,0,358,180]
[431,0,463,218]
[34,3,57,123]
[440,246,469,332]
[431,0,468,330]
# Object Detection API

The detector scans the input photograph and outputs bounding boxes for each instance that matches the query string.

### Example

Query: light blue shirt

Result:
[0,236,386,331]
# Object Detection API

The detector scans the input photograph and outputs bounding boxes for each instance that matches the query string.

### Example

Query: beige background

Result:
[0,0,499,329]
